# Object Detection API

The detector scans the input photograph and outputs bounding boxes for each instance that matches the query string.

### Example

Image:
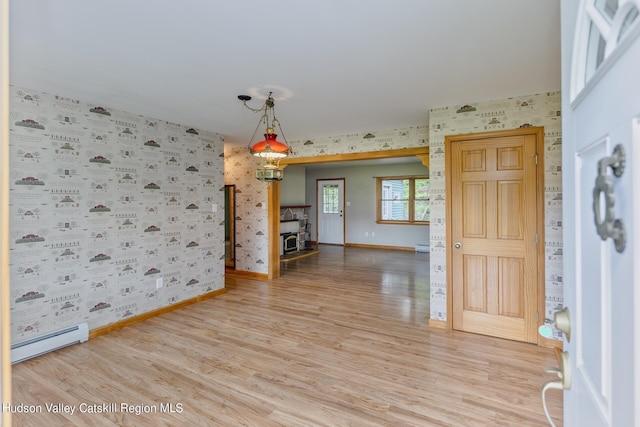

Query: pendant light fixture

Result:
[238,92,292,181]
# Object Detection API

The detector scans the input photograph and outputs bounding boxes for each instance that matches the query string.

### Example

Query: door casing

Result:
[445,127,548,346]
[224,184,236,269]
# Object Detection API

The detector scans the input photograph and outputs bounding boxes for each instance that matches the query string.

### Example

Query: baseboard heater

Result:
[11,323,89,364]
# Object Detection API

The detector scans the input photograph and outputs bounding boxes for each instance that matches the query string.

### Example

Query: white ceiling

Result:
[9,1,561,148]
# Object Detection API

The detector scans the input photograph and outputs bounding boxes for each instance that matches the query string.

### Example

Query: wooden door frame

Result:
[224,184,236,269]
[268,147,430,279]
[444,127,548,346]
[268,181,281,279]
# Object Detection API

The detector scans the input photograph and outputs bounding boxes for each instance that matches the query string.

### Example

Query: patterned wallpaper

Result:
[289,125,429,158]
[224,146,269,274]
[9,86,225,341]
[428,92,563,338]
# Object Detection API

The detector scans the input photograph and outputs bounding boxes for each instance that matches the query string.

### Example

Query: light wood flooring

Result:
[11,245,562,426]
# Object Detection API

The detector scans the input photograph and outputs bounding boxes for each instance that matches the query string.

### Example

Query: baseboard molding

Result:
[225,269,269,279]
[345,243,415,251]
[89,288,226,339]
[427,319,447,329]
[427,319,561,347]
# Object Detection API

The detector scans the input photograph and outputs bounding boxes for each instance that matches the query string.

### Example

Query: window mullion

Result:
[587,2,613,40]
[408,178,415,223]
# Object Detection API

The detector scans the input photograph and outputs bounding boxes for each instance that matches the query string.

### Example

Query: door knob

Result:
[554,307,571,343]
[454,242,462,249]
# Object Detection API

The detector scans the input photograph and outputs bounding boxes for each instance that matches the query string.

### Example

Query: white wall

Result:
[280,165,307,206]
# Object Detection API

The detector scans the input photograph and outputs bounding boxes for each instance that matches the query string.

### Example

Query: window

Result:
[376,176,429,224]
[572,0,639,100]
[322,184,339,214]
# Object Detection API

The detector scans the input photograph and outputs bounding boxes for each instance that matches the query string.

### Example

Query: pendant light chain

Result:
[247,113,264,150]
[271,107,290,149]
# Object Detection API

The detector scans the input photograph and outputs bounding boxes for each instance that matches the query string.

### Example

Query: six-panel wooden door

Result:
[448,129,542,343]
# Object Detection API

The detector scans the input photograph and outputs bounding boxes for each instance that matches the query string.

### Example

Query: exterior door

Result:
[317,179,344,245]
[561,0,640,425]
[448,128,542,343]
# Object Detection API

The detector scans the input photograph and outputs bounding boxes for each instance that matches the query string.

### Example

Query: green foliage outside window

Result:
[377,176,429,224]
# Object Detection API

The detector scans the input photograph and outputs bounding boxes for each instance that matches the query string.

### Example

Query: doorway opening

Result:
[224,184,236,269]
[269,147,430,279]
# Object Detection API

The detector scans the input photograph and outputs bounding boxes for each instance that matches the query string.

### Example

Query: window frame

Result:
[376,175,429,225]
[571,0,640,103]
[322,183,340,214]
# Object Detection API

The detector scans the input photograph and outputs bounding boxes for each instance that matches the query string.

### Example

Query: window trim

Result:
[376,175,429,225]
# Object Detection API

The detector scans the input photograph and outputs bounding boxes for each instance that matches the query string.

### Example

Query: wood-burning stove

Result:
[281,232,298,254]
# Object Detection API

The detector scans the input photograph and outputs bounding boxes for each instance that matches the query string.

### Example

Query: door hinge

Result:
[536,312,539,323]
[535,233,539,244]
[534,153,539,165]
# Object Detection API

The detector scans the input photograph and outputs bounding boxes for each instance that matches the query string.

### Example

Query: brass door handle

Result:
[554,307,571,343]
[593,144,626,253]
[454,242,462,249]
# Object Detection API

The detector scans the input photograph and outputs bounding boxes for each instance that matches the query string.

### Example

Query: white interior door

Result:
[317,179,344,245]
[561,1,640,425]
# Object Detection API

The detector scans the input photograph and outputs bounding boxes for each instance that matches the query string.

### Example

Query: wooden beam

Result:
[416,154,430,169]
[281,147,429,166]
